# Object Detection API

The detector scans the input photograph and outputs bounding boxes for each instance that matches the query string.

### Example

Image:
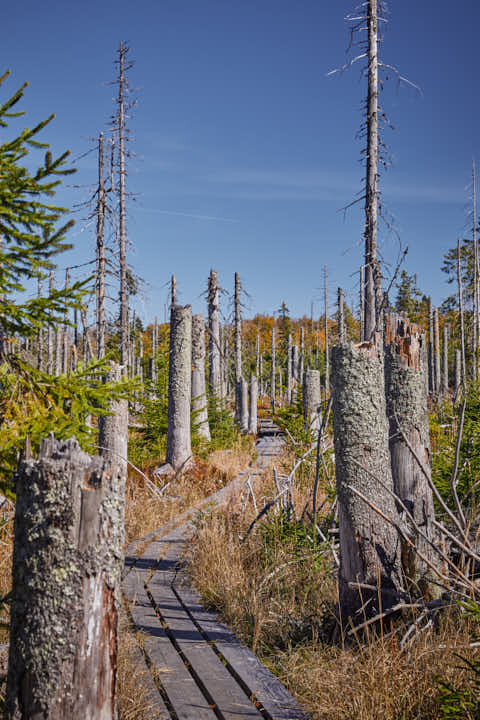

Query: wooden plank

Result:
[148,576,263,720]
[174,583,311,720]
[130,584,217,720]
[128,641,171,720]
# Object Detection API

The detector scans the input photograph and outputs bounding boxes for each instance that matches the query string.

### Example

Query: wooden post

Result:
[384,313,439,596]
[6,436,124,719]
[166,305,192,472]
[192,314,211,441]
[332,334,402,622]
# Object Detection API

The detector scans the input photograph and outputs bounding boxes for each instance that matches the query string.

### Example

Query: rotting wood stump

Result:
[123,419,309,720]
[6,436,124,720]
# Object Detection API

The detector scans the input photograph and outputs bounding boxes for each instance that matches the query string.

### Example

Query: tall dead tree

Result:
[149,316,158,383]
[384,313,438,595]
[286,332,292,405]
[37,276,44,371]
[234,272,242,382]
[303,369,321,434]
[191,314,211,441]
[271,326,276,414]
[359,265,365,341]
[166,304,192,472]
[433,307,440,396]
[238,375,249,433]
[472,159,479,380]
[337,287,345,343]
[442,324,449,394]
[324,265,330,397]
[96,131,107,360]
[47,271,54,374]
[332,334,402,621]
[428,297,434,394]
[208,269,221,398]
[248,374,258,434]
[299,326,305,382]
[62,269,70,374]
[6,437,124,719]
[457,238,466,384]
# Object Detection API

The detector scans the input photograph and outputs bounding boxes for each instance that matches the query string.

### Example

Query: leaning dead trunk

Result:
[166,304,192,472]
[6,436,124,719]
[303,369,321,435]
[191,314,211,441]
[332,335,402,622]
[384,313,439,596]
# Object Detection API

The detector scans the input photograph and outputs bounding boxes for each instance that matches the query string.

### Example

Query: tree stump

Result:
[6,436,124,719]
[332,335,402,623]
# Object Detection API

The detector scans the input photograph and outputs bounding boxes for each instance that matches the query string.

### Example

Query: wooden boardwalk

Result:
[123,419,310,720]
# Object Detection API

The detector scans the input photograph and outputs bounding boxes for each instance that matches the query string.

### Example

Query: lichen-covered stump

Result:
[166,304,193,472]
[6,436,124,719]
[332,336,402,623]
[384,313,439,596]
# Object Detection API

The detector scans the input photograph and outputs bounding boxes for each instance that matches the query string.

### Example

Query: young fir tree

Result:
[0,72,131,492]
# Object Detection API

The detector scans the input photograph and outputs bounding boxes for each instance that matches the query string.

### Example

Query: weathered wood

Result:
[332,336,402,622]
[303,369,321,434]
[98,362,128,480]
[208,269,221,398]
[237,376,249,433]
[324,265,330,396]
[384,313,439,596]
[433,307,440,396]
[442,323,449,394]
[337,287,345,344]
[167,305,192,471]
[192,314,211,441]
[6,437,124,719]
[271,326,276,413]
[96,131,107,360]
[248,374,258,434]
[286,332,292,405]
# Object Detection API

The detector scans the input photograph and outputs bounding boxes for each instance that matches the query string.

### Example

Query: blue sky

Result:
[4,0,479,322]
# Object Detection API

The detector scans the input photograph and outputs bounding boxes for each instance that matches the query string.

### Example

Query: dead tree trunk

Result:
[324,265,330,397]
[363,0,381,341]
[455,348,462,396]
[473,159,478,380]
[286,332,292,405]
[191,314,210,441]
[337,287,345,343]
[360,265,365,341]
[384,313,439,596]
[299,327,305,384]
[332,335,402,622]
[96,131,107,360]
[433,307,440,396]
[37,276,44,371]
[271,326,276,414]
[149,317,158,383]
[303,369,321,434]
[117,42,128,369]
[457,238,466,384]
[6,436,124,719]
[428,297,434,395]
[208,269,221,398]
[248,374,258,434]
[234,272,242,382]
[171,274,177,306]
[47,271,54,374]
[442,324,449,394]
[166,304,192,472]
[237,376,249,433]
[98,362,128,480]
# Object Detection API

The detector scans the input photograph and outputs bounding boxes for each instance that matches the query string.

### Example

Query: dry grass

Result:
[0,514,13,646]
[117,619,156,720]
[187,457,480,720]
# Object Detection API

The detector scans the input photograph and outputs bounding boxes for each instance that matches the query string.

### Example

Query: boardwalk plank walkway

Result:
[123,419,311,720]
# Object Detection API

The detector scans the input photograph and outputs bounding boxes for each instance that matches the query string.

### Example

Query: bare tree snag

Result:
[360,265,365,341]
[47,271,54,374]
[208,269,221,398]
[473,159,479,380]
[98,363,128,480]
[299,327,305,384]
[457,238,466,384]
[428,297,434,395]
[271,326,276,414]
[332,335,402,622]
[96,131,107,360]
[337,287,345,343]
[149,316,158,383]
[291,344,299,402]
[433,307,440,396]
[234,272,242,382]
[117,42,128,368]
[303,369,321,434]
[37,276,44,371]
[384,313,439,596]
[166,304,192,472]
[286,332,292,405]
[324,265,330,397]
[248,374,258,434]
[6,436,124,719]
[454,348,462,396]
[442,324,449,394]
[191,314,210,441]
[237,376,249,433]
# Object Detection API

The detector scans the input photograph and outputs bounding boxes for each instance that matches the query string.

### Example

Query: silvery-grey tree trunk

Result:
[166,304,192,471]
[291,344,299,402]
[360,265,365,341]
[62,269,70,374]
[208,269,221,398]
[37,276,44,371]
[191,314,211,441]
[332,334,402,622]
[271,326,276,414]
[433,307,440,396]
[54,325,62,377]
[117,42,128,369]
[303,369,321,434]
[47,271,54,374]
[363,0,381,341]
[96,131,107,360]
[472,160,479,380]
[457,239,466,383]
[299,327,305,384]
[384,313,439,596]
[255,332,260,379]
[6,437,124,719]
[149,316,158,383]
[442,324,449,394]
[237,375,249,433]
[259,353,264,396]
[324,265,330,396]
[454,348,462,395]
[428,297,434,395]
[234,272,242,382]
[98,363,128,480]
[286,332,292,405]
[171,273,177,306]
[337,287,345,343]
[248,374,258,434]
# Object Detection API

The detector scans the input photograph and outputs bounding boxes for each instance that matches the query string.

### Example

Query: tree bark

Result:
[166,304,192,471]
[433,307,440,396]
[98,362,128,480]
[457,238,466,383]
[117,42,128,369]
[171,273,177,306]
[332,335,402,622]
[47,271,54,374]
[454,348,462,396]
[237,376,249,433]
[303,369,321,434]
[299,327,305,385]
[442,324,449,394]
[96,132,106,361]
[208,269,221,398]
[384,313,439,596]
[248,374,258,434]
[428,297,434,395]
[6,436,124,719]
[271,326,276,414]
[37,276,44,372]
[337,287,345,343]
[286,332,292,405]
[191,314,210,441]
[234,272,242,382]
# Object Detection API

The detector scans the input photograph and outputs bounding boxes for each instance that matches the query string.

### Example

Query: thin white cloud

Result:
[137,207,239,223]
